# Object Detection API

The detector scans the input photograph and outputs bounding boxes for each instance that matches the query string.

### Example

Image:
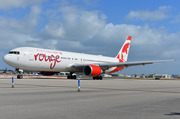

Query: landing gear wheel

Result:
[93,76,103,80]
[17,75,23,79]
[67,74,77,79]
[99,76,102,80]
[16,68,23,79]
[73,75,77,79]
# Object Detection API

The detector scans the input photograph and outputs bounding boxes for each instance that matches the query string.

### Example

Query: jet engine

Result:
[83,65,102,76]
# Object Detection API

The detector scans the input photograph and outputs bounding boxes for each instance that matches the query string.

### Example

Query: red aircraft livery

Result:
[34,53,61,69]
[3,36,176,79]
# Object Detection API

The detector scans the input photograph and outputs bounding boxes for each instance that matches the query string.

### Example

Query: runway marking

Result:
[1,83,180,94]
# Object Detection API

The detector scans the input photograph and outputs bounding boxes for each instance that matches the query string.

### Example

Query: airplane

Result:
[3,36,175,79]
[0,68,7,74]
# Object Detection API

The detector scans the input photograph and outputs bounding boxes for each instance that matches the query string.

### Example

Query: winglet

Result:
[116,36,132,62]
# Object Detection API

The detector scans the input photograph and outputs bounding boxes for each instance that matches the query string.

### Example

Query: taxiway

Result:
[0,77,180,119]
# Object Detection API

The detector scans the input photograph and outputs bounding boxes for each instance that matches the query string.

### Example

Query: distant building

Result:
[118,74,135,78]
[59,72,69,76]
[118,74,126,78]
[103,74,112,77]
[161,74,171,79]
[147,74,171,79]
[135,75,145,78]
[171,75,179,78]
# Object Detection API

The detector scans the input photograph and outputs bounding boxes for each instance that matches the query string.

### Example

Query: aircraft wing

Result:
[73,59,176,70]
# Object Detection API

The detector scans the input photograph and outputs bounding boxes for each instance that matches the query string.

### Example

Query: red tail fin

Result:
[116,36,132,62]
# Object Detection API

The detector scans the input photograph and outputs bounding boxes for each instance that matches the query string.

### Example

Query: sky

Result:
[0,0,179,75]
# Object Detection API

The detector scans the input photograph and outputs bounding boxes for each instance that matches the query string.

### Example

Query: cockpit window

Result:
[8,51,20,55]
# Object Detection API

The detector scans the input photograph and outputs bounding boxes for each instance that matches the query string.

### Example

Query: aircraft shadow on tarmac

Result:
[165,112,180,116]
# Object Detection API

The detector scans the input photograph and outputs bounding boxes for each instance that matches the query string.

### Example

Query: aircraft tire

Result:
[73,75,77,79]
[93,76,103,80]
[67,75,77,79]
[17,75,23,79]
[99,76,102,80]
[93,77,97,80]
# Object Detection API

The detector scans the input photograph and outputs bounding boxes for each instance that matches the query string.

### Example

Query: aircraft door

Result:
[29,51,34,61]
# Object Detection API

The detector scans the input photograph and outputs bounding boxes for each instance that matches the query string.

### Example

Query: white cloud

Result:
[63,10,106,40]
[36,5,180,60]
[0,5,41,51]
[162,50,180,58]
[0,3,179,65]
[0,5,41,33]
[0,2,179,74]
[0,30,40,51]
[97,23,161,45]
[170,12,180,23]
[24,5,41,27]
[126,6,171,21]
[0,0,43,9]
[40,6,106,41]
[39,22,65,39]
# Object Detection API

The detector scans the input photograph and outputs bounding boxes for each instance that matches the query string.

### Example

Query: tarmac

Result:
[0,77,180,119]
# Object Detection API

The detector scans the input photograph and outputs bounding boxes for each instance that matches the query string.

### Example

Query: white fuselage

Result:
[3,47,120,73]
[3,36,175,78]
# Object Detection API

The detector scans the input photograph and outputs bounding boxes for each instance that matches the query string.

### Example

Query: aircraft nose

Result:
[3,54,9,63]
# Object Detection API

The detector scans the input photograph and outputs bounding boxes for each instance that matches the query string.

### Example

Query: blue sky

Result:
[0,0,179,75]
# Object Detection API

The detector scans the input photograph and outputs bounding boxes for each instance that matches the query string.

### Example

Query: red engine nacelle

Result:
[83,65,102,76]
[40,71,59,76]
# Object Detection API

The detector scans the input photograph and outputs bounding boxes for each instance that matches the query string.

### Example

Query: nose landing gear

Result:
[16,68,23,79]
[17,75,23,79]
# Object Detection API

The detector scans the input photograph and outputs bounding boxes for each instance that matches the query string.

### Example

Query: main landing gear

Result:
[67,72,77,79]
[93,76,103,80]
